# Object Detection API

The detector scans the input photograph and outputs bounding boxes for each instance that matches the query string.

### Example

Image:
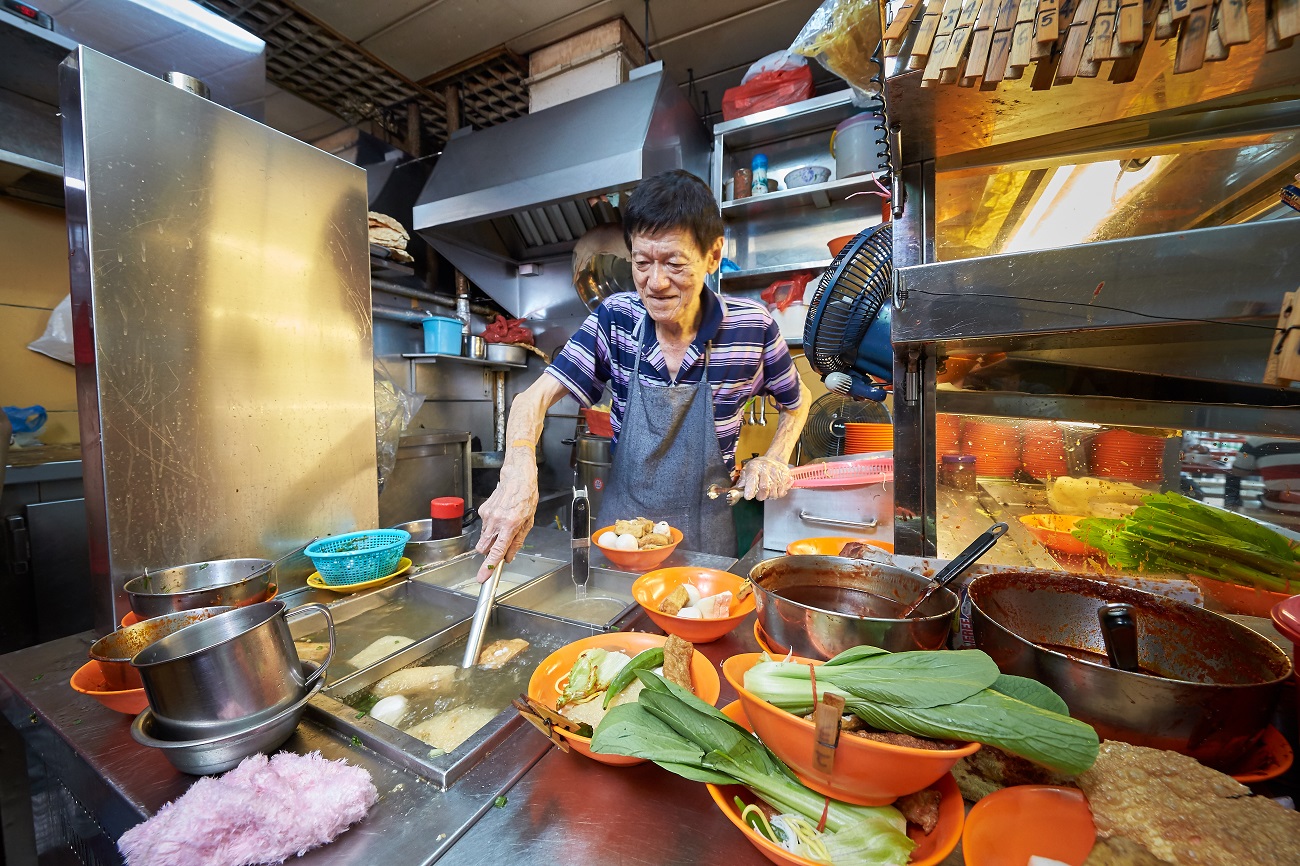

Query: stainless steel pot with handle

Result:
[748,555,958,659]
[132,600,335,739]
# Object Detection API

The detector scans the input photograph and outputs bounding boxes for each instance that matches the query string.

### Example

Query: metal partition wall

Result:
[62,48,378,634]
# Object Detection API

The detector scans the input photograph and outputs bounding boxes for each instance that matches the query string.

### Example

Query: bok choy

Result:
[591,670,917,866]
[744,646,1099,776]
[1073,492,1300,592]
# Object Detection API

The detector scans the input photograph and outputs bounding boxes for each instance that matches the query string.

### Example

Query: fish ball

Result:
[654,521,671,537]
[370,695,408,728]
[615,533,640,551]
[597,531,619,548]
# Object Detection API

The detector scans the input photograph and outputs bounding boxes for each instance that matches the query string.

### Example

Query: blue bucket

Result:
[422,316,463,355]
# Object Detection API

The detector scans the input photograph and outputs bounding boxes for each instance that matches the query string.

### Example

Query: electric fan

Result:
[802,222,894,401]
[798,392,891,461]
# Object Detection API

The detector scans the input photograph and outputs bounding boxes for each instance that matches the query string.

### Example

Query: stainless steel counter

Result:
[0,526,788,866]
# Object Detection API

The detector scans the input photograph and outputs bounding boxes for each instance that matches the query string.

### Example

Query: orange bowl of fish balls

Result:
[632,567,755,643]
[592,518,682,572]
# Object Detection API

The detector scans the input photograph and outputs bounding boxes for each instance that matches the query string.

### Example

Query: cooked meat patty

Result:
[894,788,942,835]
[1077,740,1300,866]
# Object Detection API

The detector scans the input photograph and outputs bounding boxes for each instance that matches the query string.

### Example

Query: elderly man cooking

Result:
[476,169,810,577]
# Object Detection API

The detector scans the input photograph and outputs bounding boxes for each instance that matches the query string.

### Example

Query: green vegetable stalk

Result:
[744,647,1098,776]
[1074,492,1300,591]
[591,671,916,866]
[603,647,664,709]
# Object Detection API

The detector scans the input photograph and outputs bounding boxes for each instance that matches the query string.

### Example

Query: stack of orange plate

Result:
[1022,421,1069,479]
[844,422,893,454]
[961,419,1022,477]
[936,414,962,461]
[1091,429,1165,482]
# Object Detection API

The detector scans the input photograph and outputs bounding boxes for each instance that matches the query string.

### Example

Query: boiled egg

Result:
[597,531,619,548]
[614,533,640,551]
[370,695,408,728]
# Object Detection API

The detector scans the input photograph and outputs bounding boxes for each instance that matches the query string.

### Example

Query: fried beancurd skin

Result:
[639,532,671,550]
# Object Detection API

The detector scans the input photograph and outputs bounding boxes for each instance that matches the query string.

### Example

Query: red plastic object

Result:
[760,274,811,312]
[430,497,464,519]
[582,407,613,438]
[721,64,813,121]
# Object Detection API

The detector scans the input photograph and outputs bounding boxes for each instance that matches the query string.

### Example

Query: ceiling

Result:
[200,0,835,151]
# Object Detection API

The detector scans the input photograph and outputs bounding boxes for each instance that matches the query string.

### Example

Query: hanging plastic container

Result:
[830,113,887,179]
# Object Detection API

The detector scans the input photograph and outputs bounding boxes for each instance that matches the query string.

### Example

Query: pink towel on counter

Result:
[118,752,378,866]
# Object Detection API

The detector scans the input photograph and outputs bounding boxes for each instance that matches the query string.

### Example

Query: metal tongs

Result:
[900,523,1009,618]
[706,483,745,506]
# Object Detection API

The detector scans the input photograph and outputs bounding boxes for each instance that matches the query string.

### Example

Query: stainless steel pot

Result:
[967,571,1293,769]
[486,343,527,365]
[124,558,275,619]
[89,605,232,690]
[393,517,481,566]
[748,555,958,659]
[132,600,334,739]
[130,663,322,775]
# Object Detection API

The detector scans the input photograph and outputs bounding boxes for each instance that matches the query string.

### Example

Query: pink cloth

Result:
[118,752,378,866]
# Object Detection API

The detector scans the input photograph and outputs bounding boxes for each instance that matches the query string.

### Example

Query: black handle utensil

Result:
[1098,603,1141,672]
[901,523,1009,618]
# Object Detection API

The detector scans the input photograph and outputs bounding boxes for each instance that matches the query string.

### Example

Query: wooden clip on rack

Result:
[1265,291,1300,387]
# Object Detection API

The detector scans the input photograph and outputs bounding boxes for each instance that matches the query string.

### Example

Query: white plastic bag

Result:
[27,295,74,365]
[740,50,807,84]
[374,358,426,494]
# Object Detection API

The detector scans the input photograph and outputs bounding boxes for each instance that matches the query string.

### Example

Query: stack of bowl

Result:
[1091,429,1166,482]
[843,422,893,454]
[961,419,1022,477]
[72,607,233,715]
[123,558,277,623]
[935,414,962,462]
[1022,421,1069,479]
[129,600,335,774]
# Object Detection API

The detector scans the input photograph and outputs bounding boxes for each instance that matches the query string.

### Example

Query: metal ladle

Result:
[899,523,1009,618]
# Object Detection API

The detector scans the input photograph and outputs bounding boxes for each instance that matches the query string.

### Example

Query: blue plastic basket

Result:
[305,530,410,586]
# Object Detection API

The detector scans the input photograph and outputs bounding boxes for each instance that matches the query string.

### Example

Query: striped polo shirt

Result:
[1234,438,1300,513]
[546,290,803,471]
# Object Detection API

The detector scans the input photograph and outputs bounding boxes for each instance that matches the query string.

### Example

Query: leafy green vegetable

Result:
[1074,492,1300,591]
[603,647,664,709]
[558,648,630,708]
[590,671,915,866]
[744,647,1098,776]
[493,795,508,808]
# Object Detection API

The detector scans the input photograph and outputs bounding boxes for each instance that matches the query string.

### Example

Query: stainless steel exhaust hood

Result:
[412,62,709,316]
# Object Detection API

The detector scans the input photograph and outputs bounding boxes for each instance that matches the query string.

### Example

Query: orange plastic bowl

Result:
[709,701,964,866]
[1019,514,1094,557]
[785,537,895,556]
[827,234,856,257]
[632,567,756,643]
[1194,575,1295,618]
[528,632,721,765]
[722,653,980,805]
[69,660,149,715]
[962,785,1095,866]
[592,525,683,572]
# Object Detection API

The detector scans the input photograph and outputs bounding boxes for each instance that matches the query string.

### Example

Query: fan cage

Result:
[803,223,894,377]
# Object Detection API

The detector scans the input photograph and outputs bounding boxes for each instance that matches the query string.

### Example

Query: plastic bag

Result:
[722,63,813,121]
[741,50,807,83]
[791,0,885,103]
[4,405,47,447]
[27,295,75,365]
[374,358,425,494]
[760,274,812,312]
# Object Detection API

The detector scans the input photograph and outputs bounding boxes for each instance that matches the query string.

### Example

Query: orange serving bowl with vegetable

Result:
[1019,514,1095,557]
[528,632,721,766]
[592,525,683,572]
[709,701,964,866]
[721,653,980,806]
[632,567,756,643]
[785,537,895,556]
[961,784,1095,866]
[1193,575,1296,618]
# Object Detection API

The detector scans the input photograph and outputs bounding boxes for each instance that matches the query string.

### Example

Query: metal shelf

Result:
[721,174,888,219]
[711,90,858,148]
[719,259,830,293]
[402,353,526,370]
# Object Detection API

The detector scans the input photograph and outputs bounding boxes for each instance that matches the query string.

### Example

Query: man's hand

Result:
[739,455,794,501]
[474,457,538,581]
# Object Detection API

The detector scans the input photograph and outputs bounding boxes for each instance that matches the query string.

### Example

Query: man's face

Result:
[630,228,724,328]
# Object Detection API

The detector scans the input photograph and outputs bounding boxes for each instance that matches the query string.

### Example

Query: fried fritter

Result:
[952,746,1076,802]
[476,638,529,669]
[658,585,690,616]
[639,532,671,549]
[1082,837,1173,866]
[1077,740,1300,866]
[662,635,694,691]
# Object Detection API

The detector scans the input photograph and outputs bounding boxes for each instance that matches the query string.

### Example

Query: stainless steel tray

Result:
[307,602,599,789]
[288,580,476,684]
[413,552,565,598]
[499,567,639,629]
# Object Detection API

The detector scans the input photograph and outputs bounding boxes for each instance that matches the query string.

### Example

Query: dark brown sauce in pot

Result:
[1036,642,1167,678]
[776,585,906,619]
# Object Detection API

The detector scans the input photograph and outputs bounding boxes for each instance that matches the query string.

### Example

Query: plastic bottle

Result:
[751,154,769,196]
[429,497,465,540]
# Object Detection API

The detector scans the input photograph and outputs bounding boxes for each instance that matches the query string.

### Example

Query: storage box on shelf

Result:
[710,90,889,312]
